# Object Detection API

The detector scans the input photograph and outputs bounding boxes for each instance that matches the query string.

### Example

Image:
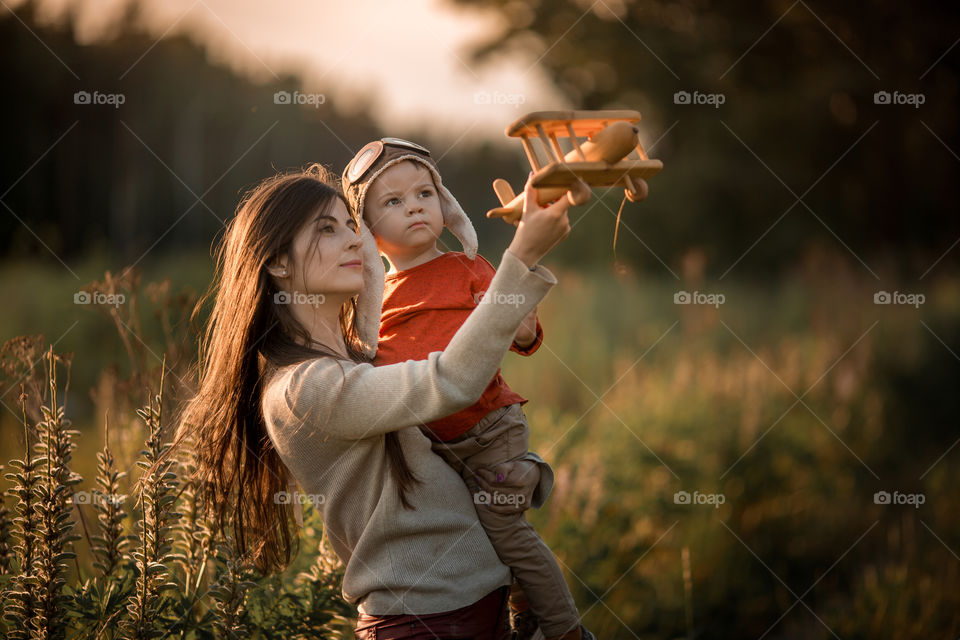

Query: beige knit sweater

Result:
[261,248,557,615]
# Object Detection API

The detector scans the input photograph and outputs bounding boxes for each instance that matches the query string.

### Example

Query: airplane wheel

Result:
[625,179,649,203]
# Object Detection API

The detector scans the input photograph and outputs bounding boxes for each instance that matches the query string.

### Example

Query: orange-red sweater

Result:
[374,251,543,441]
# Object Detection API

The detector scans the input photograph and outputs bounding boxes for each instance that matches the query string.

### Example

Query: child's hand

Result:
[514,306,538,348]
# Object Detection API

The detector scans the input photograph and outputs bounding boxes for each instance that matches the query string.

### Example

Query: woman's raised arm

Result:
[269,248,554,439]
[266,178,572,440]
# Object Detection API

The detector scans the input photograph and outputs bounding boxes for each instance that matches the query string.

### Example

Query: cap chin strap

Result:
[436,180,478,261]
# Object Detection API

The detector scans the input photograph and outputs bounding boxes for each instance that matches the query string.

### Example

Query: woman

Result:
[168,163,576,639]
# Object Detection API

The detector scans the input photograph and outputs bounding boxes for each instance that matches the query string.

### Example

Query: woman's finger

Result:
[507,171,576,265]
[543,191,572,220]
[521,172,540,218]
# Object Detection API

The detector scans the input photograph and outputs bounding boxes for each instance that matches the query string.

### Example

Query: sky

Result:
[11,0,567,143]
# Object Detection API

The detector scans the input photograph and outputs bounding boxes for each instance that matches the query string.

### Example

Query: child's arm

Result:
[511,307,543,355]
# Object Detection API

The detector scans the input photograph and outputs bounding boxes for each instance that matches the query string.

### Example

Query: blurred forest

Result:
[0,0,526,268]
[3,0,958,276]
[450,0,960,279]
[2,0,960,638]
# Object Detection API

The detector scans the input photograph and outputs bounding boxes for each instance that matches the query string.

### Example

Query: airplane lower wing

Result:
[531,160,664,189]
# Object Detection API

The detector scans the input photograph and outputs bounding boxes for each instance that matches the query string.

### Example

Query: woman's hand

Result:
[506,173,572,268]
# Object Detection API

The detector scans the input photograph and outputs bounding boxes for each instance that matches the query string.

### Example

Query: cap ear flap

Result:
[437,183,478,260]
[355,216,385,359]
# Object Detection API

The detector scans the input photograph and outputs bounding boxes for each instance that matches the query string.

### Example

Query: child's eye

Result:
[419,189,434,198]
[385,197,401,206]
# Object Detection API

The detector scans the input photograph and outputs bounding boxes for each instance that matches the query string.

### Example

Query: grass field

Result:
[1,248,958,638]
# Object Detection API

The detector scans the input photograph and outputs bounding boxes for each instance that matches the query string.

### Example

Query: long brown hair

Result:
[166,164,418,574]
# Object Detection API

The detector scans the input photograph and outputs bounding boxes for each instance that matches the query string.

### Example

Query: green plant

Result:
[2,388,44,639]
[0,333,352,638]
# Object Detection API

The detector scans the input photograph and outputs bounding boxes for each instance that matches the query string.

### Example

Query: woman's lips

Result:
[340,260,362,268]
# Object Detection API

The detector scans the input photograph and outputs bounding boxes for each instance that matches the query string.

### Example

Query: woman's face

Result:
[281,198,364,299]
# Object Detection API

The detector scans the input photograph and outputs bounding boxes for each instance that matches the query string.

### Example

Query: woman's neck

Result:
[289,296,351,359]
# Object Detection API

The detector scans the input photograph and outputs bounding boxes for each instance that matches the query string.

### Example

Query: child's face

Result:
[364,161,444,258]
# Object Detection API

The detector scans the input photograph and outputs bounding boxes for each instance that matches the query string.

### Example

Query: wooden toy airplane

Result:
[487,109,663,225]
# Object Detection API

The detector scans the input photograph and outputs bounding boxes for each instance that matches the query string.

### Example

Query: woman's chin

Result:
[315,276,363,299]
[344,275,365,297]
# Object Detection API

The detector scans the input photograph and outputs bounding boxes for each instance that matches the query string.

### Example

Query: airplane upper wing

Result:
[506,110,642,138]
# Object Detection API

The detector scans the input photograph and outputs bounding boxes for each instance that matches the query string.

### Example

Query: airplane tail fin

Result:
[492,179,515,207]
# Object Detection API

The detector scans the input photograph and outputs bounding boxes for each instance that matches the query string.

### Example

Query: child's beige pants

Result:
[430,403,580,638]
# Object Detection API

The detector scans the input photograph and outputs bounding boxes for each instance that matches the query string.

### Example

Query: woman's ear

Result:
[265,256,290,279]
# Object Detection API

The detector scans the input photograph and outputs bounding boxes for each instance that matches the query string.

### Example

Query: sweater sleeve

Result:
[477,253,542,356]
[268,249,557,440]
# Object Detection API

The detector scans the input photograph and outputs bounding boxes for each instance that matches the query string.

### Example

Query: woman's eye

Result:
[319,226,334,234]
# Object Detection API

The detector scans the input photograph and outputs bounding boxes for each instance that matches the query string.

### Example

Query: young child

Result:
[343,138,594,640]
